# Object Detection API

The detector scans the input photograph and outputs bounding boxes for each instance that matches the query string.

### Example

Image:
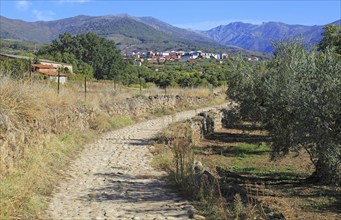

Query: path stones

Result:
[45,106,225,220]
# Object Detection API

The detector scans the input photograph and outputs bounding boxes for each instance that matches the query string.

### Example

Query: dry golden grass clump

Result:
[0,78,47,124]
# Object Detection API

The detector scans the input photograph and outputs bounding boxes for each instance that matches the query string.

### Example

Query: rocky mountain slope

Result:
[204,20,341,53]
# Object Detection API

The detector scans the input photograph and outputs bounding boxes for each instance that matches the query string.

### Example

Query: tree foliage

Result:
[0,57,29,78]
[227,58,267,121]
[227,40,341,184]
[136,60,231,88]
[317,24,341,55]
[0,39,45,54]
[37,33,126,79]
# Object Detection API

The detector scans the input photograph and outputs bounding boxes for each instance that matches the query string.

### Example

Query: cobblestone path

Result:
[45,105,227,220]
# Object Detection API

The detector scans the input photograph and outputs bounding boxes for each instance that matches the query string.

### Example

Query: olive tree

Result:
[264,41,340,184]
[227,58,267,122]
[317,24,341,55]
[227,41,341,184]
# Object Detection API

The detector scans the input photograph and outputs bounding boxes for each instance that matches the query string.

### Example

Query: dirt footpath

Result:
[45,105,227,220]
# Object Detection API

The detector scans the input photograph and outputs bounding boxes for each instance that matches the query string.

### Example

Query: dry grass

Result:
[0,76,80,124]
[0,131,96,220]
[0,79,47,124]
[152,122,262,219]
[0,73,226,219]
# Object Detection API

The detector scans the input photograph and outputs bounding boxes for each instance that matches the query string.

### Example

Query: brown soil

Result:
[195,123,341,220]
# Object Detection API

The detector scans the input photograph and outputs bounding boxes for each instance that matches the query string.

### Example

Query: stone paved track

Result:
[45,105,227,220]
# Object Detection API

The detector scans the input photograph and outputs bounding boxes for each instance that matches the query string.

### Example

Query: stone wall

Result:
[0,95,209,176]
[186,106,233,144]
[0,105,96,176]
[105,95,207,117]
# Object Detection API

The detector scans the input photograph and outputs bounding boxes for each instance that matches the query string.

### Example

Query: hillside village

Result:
[124,50,259,65]
[1,49,260,85]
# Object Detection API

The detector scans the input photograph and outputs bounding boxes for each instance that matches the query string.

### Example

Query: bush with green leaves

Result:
[37,32,125,80]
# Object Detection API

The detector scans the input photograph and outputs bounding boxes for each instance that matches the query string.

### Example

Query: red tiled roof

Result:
[31,64,56,69]
[39,69,67,76]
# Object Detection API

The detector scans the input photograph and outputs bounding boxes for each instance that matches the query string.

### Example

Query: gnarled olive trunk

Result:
[310,143,341,185]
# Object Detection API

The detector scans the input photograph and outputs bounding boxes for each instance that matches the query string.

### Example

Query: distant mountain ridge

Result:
[203,20,341,53]
[134,16,212,44]
[0,14,339,54]
[1,14,256,56]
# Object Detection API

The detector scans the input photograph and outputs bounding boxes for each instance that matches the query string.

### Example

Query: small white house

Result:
[160,52,169,56]
[46,73,67,84]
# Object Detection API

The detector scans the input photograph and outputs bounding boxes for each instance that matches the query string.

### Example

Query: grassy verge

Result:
[197,143,308,178]
[0,130,96,220]
[0,114,135,220]
[92,114,135,131]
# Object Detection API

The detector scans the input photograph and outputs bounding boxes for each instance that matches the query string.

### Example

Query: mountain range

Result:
[0,14,253,56]
[1,14,340,54]
[203,20,341,53]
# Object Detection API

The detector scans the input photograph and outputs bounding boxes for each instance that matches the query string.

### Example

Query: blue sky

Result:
[1,0,340,30]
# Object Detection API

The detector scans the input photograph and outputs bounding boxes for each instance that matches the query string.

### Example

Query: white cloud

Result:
[32,9,55,21]
[16,0,31,10]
